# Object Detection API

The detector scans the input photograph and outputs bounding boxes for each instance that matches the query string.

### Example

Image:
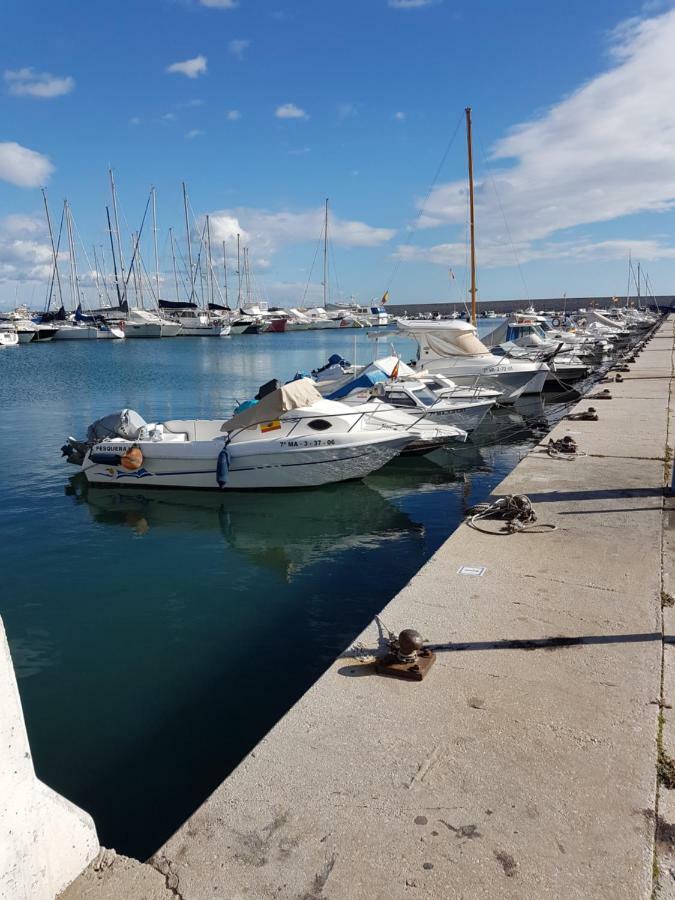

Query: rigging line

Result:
[45,207,65,310]
[328,234,342,301]
[477,137,530,303]
[385,109,465,294]
[71,215,107,308]
[301,228,324,305]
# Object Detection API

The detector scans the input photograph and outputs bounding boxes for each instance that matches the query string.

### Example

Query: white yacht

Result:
[123,309,181,338]
[397,319,549,401]
[62,379,414,490]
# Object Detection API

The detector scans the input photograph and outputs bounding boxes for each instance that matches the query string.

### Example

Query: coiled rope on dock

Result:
[465,494,556,535]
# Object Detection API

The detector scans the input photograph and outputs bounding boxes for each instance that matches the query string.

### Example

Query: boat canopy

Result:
[221,378,323,432]
[158,299,198,310]
[398,318,490,357]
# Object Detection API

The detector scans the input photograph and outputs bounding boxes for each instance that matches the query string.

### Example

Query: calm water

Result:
[0,326,570,859]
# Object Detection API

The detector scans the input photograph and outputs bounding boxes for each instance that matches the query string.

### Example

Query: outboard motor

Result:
[255,379,281,401]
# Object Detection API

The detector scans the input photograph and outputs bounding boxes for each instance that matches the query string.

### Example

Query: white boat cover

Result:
[221,378,323,432]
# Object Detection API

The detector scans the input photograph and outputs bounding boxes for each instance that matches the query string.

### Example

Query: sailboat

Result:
[397,108,548,401]
[159,185,228,336]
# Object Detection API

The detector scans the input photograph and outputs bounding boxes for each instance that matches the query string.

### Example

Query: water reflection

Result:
[69,476,423,582]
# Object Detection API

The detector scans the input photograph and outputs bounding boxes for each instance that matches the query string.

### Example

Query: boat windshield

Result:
[412,387,439,406]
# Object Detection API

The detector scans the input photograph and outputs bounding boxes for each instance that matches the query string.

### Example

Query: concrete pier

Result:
[0,618,99,900]
[61,317,675,899]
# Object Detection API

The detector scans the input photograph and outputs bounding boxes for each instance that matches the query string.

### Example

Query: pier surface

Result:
[62,318,675,899]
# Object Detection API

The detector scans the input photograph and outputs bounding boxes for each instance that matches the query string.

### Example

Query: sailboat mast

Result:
[65,201,82,310]
[109,168,126,286]
[323,197,328,308]
[206,214,214,310]
[182,182,194,303]
[151,186,161,301]
[222,240,229,308]
[106,206,123,306]
[42,188,64,311]
[169,227,180,303]
[637,262,641,306]
[465,107,477,327]
[237,233,242,307]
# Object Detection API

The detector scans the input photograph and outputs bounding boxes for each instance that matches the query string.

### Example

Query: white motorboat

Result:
[62,379,414,490]
[397,319,549,401]
[171,309,225,336]
[0,327,19,347]
[312,355,493,434]
[53,321,125,340]
[12,320,58,343]
[124,309,181,338]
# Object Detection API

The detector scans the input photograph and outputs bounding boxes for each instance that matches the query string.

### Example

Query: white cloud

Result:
[166,55,207,79]
[394,236,675,268]
[393,111,406,121]
[399,8,675,268]
[275,103,309,120]
[0,142,54,188]
[4,67,75,99]
[0,214,55,286]
[161,112,176,122]
[226,109,241,121]
[388,0,437,7]
[129,116,142,125]
[228,39,250,59]
[186,129,204,139]
[205,206,395,258]
[199,0,237,6]
[288,147,311,155]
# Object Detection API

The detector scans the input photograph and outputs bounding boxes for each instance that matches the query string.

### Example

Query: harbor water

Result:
[0,325,576,859]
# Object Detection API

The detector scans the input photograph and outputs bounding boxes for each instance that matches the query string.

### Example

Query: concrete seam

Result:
[148,853,184,900]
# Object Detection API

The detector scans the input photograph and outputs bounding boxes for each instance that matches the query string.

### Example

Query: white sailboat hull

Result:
[53,325,99,340]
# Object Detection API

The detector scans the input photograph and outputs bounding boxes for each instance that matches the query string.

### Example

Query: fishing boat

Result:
[62,378,414,490]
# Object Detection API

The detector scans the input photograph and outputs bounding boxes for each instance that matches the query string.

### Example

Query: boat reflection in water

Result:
[68,475,424,582]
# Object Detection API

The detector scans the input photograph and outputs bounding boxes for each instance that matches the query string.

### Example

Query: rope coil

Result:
[465,494,556,535]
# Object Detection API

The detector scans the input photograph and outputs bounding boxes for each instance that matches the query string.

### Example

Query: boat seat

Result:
[163,419,197,441]
[163,419,227,442]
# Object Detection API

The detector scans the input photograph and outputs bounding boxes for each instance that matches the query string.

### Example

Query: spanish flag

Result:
[391,358,400,380]
[381,290,389,305]
[260,420,282,433]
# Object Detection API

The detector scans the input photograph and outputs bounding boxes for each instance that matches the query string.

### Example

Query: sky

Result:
[1,0,675,310]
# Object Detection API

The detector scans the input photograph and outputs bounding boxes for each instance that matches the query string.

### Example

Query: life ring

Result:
[120,447,143,470]
[551,317,561,327]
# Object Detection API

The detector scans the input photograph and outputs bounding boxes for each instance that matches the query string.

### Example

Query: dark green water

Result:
[0,327,563,859]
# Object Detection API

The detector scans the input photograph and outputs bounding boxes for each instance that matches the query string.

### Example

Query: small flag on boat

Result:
[381,291,389,305]
[260,420,282,433]
[391,359,400,380]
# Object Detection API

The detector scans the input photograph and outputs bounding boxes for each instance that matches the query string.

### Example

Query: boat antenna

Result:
[41,188,64,312]
[465,107,477,327]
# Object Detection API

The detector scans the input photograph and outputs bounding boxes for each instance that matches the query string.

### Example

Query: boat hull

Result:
[81,435,411,490]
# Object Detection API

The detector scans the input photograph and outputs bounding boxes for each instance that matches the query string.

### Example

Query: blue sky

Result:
[1,0,674,309]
